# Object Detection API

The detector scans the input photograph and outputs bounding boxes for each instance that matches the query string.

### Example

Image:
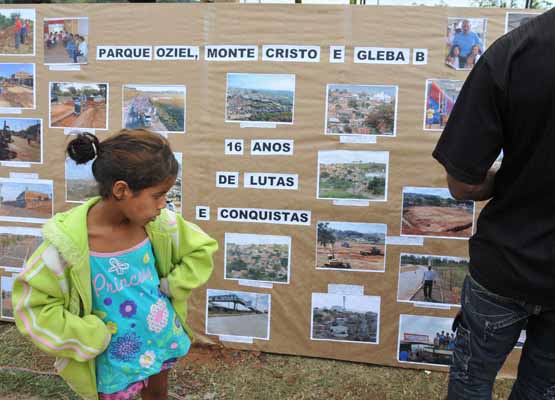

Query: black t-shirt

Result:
[433,8,555,306]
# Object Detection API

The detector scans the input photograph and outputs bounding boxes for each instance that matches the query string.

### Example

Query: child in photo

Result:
[12,129,218,400]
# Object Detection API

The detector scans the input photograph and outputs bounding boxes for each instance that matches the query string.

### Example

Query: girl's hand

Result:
[159,278,172,298]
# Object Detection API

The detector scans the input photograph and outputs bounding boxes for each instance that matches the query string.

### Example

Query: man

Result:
[422,266,436,301]
[451,19,483,65]
[433,9,555,400]
[13,16,21,50]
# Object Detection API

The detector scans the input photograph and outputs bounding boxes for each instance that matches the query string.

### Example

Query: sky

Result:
[319,150,389,165]
[56,82,105,92]
[0,118,40,132]
[329,84,397,97]
[399,314,453,338]
[226,232,291,246]
[125,84,185,94]
[312,293,380,314]
[0,9,35,20]
[403,186,452,199]
[228,73,295,92]
[322,221,387,235]
[401,252,468,263]
[65,158,94,181]
[0,64,33,79]
[0,181,52,201]
[208,289,270,311]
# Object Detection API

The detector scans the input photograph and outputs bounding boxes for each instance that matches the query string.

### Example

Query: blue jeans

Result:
[448,275,555,399]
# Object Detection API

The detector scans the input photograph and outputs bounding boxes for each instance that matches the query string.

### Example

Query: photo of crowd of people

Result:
[445,18,487,70]
[43,17,88,65]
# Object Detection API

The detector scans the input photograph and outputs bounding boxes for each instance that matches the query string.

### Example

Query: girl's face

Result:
[453,47,460,56]
[471,46,480,55]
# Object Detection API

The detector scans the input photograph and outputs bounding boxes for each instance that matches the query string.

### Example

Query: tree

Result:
[317,222,336,258]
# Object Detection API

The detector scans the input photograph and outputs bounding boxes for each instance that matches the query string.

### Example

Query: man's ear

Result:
[112,180,131,201]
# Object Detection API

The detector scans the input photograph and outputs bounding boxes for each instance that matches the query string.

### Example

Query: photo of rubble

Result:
[225,233,291,284]
[65,157,96,203]
[0,227,41,269]
[0,118,41,164]
[123,84,185,134]
[49,82,108,130]
[0,9,35,56]
[325,84,397,136]
[0,178,53,223]
[0,63,34,109]
[226,73,295,124]
[311,293,380,344]
[316,221,386,272]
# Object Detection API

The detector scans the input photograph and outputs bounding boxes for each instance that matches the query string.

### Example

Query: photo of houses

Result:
[0,178,53,223]
[423,80,462,131]
[311,293,380,344]
[65,157,96,203]
[398,253,468,307]
[0,9,35,56]
[316,221,386,272]
[401,187,474,239]
[206,289,271,340]
[317,150,389,201]
[325,84,397,136]
[1,272,17,320]
[0,118,41,164]
[44,17,88,65]
[49,82,108,130]
[225,233,291,284]
[226,73,295,124]
[398,314,454,367]
[0,63,34,109]
[505,13,539,33]
[0,227,41,269]
[123,84,186,134]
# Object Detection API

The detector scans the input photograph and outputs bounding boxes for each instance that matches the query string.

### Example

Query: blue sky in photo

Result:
[228,73,295,92]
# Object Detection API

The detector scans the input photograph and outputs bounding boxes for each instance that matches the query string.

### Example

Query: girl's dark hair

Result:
[66,129,179,198]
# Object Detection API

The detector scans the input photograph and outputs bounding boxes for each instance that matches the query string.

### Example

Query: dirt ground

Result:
[0,26,34,55]
[0,203,51,220]
[4,135,40,163]
[402,206,473,238]
[0,86,33,109]
[51,101,107,129]
[317,243,385,271]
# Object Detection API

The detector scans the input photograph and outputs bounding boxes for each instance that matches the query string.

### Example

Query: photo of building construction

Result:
[0,63,34,109]
[225,233,291,284]
[65,157,96,203]
[0,227,41,269]
[1,273,17,320]
[206,289,271,340]
[0,178,53,223]
[423,79,462,131]
[401,187,474,239]
[397,253,468,307]
[311,293,380,344]
[316,221,386,272]
[43,17,88,65]
[317,150,389,201]
[0,9,35,56]
[398,314,454,367]
[123,84,185,134]
[325,84,397,136]
[49,82,108,129]
[226,73,295,124]
[0,118,41,164]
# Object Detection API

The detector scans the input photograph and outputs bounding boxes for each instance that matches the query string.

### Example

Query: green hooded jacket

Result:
[12,197,218,400]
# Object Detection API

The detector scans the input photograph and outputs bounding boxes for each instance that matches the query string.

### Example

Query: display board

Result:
[0,3,540,377]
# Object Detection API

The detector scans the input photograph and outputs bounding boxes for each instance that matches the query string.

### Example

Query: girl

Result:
[13,129,218,400]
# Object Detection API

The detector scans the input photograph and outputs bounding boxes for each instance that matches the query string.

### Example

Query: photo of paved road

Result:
[50,82,107,129]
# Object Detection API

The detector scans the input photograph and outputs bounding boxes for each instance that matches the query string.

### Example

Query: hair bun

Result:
[66,132,100,164]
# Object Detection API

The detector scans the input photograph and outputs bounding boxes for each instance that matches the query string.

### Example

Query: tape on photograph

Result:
[49,65,81,71]
[0,108,22,115]
[1,162,31,168]
[238,280,273,289]
[340,135,377,144]
[240,122,277,129]
[333,200,370,207]
[386,236,424,246]
[64,128,95,136]
[9,172,38,179]
[414,302,452,310]
[219,335,254,344]
[327,284,364,296]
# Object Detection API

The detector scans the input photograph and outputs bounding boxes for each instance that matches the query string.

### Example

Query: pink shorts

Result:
[98,358,177,400]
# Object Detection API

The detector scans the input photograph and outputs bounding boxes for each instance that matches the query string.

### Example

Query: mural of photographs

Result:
[225,233,291,284]
[317,150,389,202]
[1,272,19,321]
[505,13,539,33]
[225,73,295,124]
[325,84,398,136]
[0,178,54,224]
[316,221,386,272]
[44,17,88,65]
[0,9,35,56]
[166,152,182,214]
[49,82,108,130]
[311,293,380,344]
[398,314,454,367]
[0,118,42,164]
[445,17,487,71]
[123,84,186,134]
[397,253,468,307]
[206,289,271,340]
[423,80,463,131]
[0,227,41,269]
[65,157,96,203]
[401,187,474,239]
[0,63,35,109]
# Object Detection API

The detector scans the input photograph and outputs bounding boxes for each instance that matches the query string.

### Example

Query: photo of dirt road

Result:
[0,63,34,109]
[0,118,41,164]
[401,187,474,239]
[50,82,108,129]
[0,9,35,56]
[0,178,53,223]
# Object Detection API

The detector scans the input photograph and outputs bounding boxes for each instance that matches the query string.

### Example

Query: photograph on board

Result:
[397,253,468,307]
[44,17,88,65]
[1,272,18,320]
[398,314,454,367]
[0,227,41,269]
[401,187,474,239]
[316,221,386,272]
[325,84,398,136]
[505,13,539,33]
[0,178,53,223]
[166,152,182,214]
[225,73,295,124]
[65,157,96,203]
[50,82,108,130]
[0,118,41,164]
[317,150,389,202]
[311,292,380,344]
[225,233,291,284]
[123,84,186,134]
[0,63,35,109]
[0,9,35,56]
[423,79,463,131]
[445,17,487,71]
[206,289,271,340]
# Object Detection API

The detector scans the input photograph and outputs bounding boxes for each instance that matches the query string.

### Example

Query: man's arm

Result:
[446,168,496,201]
